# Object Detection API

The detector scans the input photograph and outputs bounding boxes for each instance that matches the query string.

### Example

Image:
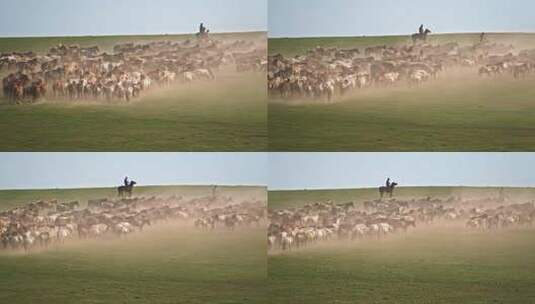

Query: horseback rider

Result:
[419,24,424,35]
[199,23,205,34]
[124,176,129,187]
[386,178,391,188]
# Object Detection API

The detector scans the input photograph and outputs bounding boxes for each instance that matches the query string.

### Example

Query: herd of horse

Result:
[2,181,534,255]
[0,193,266,252]
[268,29,535,102]
[1,35,266,104]
[268,190,535,252]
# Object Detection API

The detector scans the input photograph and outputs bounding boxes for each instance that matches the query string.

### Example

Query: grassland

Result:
[0,225,267,304]
[268,187,535,303]
[268,228,535,304]
[0,32,267,151]
[0,184,266,211]
[268,186,535,210]
[0,186,267,304]
[1,32,262,54]
[268,33,535,151]
[269,32,535,57]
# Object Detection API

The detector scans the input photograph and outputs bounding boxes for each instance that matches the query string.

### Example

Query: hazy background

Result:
[269,153,535,190]
[0,0,266,37]
[0,153,267,190]
[2,153,534,191]
[269,0,535,37]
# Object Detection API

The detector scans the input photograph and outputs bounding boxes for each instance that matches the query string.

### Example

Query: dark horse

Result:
[379,182,398,199]
[411,29,431,44]
[118,181,136,198]
[196,30,210,40]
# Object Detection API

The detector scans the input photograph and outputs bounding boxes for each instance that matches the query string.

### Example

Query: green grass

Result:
[269,32,535,57]
[1,32,264,54]
[0,186,267,304]
[0,226,267,304]
[268,186,535,210]
[0,185,266,212]
[268,33,535,151]
[268,187,535,303]
[0,32,267,151]
[268,228,535,304]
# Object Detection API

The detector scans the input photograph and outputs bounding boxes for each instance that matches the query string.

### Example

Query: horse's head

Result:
[425,29,432,34]
[391,182,398,187]
[130,181,137,186]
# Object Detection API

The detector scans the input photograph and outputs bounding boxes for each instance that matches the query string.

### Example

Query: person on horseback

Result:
[379,180,398,199]
[124,176,129,187]
[419,24,424,35]
[199,23,205,34]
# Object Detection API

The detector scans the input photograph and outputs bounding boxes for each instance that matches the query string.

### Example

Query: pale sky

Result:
[0,153,267,190]
[2,153,534,191]
[269,153,535,190]
[269,0,535,37]
[0,0,266,37]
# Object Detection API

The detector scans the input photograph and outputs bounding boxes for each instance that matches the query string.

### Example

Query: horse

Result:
[379,182,398,199]
[196,31,210,40]
[411,29,431,44]
[118,181,136,198]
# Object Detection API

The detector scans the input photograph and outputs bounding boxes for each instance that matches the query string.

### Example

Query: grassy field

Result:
[0,185,267,304]
[0,32,267,151]
[268,228,535,304]
[268,33,535,151]
[0,226,266,304]
[269,32,535,57]
[0,184,266,211]
[268,186,535,210]
[268,187,535,303]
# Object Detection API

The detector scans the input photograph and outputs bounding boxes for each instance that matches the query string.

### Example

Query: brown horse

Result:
[379,182,398,199]
[118,181,136,198]
[412,29,431,44]
[196,30,210,41]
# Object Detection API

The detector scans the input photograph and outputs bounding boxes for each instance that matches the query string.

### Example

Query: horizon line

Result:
[268,31,535,39]
[0,183,267,192]
[269,185,535,192]
[0,30,267,39]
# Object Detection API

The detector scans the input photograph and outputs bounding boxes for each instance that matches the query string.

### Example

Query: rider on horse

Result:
[412,25,431,44]
[379,179,398,199]
[198,23,210,40]
[118,178,136,197]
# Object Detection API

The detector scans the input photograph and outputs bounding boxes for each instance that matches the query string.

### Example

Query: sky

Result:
[269,0,535,37]
[2,153,534,190]
[0,0,266,37]
[269,153,535,190]
[0,153,267,190]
